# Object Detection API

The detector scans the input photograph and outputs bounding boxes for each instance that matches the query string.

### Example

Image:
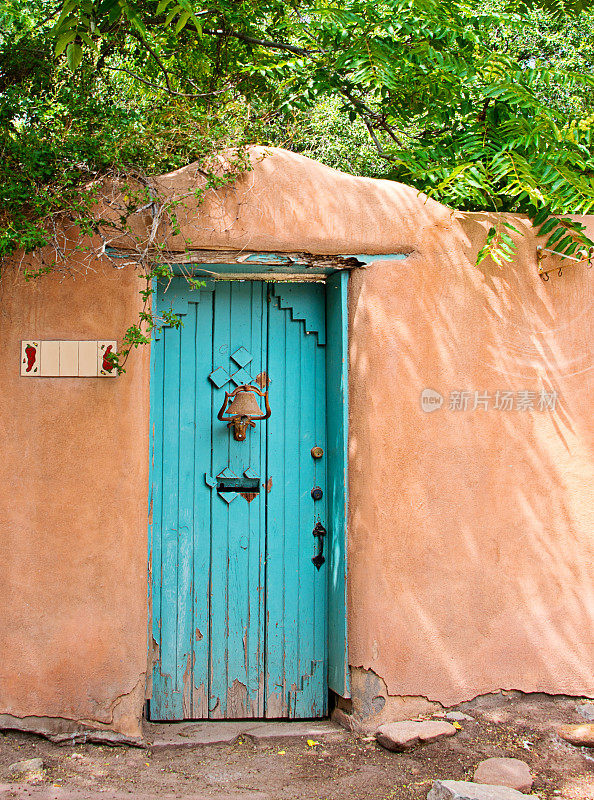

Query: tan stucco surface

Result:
[347,215,594,705]
[105,145,452,255]
[0,260,149,738]
[1,147,593,735]
[148,147,594,703]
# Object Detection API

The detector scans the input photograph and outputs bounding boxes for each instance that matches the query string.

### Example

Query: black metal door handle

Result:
[312,522,326,570]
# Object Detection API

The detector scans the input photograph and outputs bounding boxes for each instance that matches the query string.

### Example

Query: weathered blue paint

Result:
[181,263,331,276]
[274,282,326,344]
[149,281,216,720]
[241,253,295,264]
[266,285,328,717]
[150,277,341,719]
[325,271,350,697]
[341,253,409,264]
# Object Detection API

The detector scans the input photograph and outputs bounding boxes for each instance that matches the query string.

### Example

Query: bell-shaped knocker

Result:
[217,384,271,441]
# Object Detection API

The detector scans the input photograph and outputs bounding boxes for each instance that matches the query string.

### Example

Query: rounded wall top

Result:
[101,145,456,256]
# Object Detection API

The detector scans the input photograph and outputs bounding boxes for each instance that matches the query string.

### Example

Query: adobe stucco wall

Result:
[0,257,150,740]
[145,147,594,709]
[347,214,594,719]
[1,147,592,738]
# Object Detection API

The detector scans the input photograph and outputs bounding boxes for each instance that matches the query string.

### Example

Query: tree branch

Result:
[202,28,317,57]
[129,29,173,93]
[339,85,404,150]
[124,23,400,156]
[102,66,222,98]
[478,98,490,123]
[96,40,117,72]
[362,119,396,160]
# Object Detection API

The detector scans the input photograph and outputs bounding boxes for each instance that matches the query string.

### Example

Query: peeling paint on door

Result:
[150,279,328,720]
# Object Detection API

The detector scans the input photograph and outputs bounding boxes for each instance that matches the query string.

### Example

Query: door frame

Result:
[147,258,351,716]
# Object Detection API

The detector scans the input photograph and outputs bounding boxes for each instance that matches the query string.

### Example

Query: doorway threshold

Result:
[144,720,344,749]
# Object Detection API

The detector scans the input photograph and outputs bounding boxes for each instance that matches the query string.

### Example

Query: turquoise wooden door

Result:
[150,279,328,719]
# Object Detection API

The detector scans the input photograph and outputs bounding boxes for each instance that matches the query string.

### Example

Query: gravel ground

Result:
[0,695,593,800]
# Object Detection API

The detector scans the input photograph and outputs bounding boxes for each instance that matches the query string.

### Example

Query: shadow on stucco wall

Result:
[346,208,594,708]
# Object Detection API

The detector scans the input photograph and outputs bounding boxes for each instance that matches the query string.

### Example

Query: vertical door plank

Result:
[226,282,255,714]
[157,322,183,719]
[325,271,350,698]
[176,304,198,717]
[265,294,287,716]
[301,332,328,716]
[209,281,232,717]
[244,283,266,716]
[281,307,302,715]
[191,289,214,717]
[149,309,165,718]
[293,329,320,717]
[266,285,328,718]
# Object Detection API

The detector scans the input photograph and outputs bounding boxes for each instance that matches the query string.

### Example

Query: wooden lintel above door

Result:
[104,247,364,275]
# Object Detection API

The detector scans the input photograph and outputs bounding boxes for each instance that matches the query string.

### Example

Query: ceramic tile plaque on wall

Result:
[21,341,117,377]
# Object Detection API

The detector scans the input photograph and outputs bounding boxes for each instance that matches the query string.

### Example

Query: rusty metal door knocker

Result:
[217,383,271,441]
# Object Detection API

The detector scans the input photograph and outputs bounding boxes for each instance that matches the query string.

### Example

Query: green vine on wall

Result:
[7,148,251,374]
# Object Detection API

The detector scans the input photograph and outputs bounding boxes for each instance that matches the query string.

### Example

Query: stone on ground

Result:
[147,719,343,749]
[376,720,456,752]
[473,757,532,792]
[7,758,45,782]
[445,711,474,721]
[576,703,594,722]
[331,707,356,732]
[427,780,537,800]
[558,722,594,747]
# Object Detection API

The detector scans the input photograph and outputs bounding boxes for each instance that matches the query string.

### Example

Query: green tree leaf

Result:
[66,41,83,70]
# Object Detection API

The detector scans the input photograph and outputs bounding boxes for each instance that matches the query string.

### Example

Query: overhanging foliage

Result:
[1,0,593,364]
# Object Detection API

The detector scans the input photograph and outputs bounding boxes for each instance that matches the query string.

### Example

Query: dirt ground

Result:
[0,695,593,800]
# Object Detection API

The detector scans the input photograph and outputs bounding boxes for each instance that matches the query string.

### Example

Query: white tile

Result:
[97,341,118,377]
[59,340,78,377]
[21,341,40,376]
[40,340,60,377]
[78,340,98,377]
